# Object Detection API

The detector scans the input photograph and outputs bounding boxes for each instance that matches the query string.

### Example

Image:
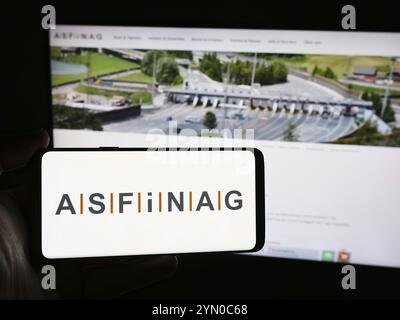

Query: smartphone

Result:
[39,148,265,259]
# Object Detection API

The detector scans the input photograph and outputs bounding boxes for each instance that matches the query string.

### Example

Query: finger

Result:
[0,128,49,171]
[83,255,178,299]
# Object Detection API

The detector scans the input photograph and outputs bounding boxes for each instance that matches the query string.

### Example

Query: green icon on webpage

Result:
[322,250,335,261]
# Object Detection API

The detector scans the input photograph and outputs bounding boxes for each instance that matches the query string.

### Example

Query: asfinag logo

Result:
[42,150,257,258]
[52,32,103,41]
[55,190,243,215]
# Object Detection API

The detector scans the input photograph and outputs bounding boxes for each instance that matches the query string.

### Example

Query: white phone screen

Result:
[41,149,262,258]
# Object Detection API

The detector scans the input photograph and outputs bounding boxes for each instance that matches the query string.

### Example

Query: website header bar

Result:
[50,25,400,56]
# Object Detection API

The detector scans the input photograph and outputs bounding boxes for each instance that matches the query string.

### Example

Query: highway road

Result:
[103,102,357,143]
[258,74,343,100]
[53,61,359,143]
[104,68,357,142]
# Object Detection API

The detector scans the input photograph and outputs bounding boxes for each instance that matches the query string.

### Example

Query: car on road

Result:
[111,96,129,107]
[232,112,245,120]
[322,110,330,119]
[185,116,201,124]
[356,109,365,123]
[202,98,213,107]
[310,105,320,116]
[184,95,193,104]
[332,108,342,120]
[343,106,353,117]
[351,106,359,117]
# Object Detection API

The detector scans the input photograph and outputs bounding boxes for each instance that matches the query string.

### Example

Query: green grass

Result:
[74,84,152,105]
[74,84,128,97]
[272,55,400,78]
[52,93,67,100]
[52,74,86,86]
[129,91,152,105]
[51,47,139,86]
[333,128,400,147]
[271,54,400,95]
[115,71,153,83]
[346,83,400,96]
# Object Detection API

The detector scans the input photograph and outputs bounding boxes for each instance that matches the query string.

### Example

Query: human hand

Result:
[0,129,178,299]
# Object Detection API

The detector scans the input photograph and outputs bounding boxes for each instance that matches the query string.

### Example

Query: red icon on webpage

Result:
[338,250,351,263]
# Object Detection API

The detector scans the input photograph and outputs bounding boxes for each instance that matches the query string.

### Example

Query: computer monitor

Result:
[48,25,400,267]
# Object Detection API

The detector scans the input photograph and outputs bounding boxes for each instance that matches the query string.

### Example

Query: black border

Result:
[35,147,265,262]
[0,2,395,298]
[1,1,395,298]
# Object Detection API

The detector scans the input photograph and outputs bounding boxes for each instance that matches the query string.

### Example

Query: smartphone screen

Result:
[40,148,264,259]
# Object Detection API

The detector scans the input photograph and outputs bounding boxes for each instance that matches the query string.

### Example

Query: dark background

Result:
[2,1,400,299]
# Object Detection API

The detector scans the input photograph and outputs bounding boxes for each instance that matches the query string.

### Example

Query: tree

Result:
[312,65,321,77]
[335,126,400,147]
[323,67,337,80]
[203,111,217,130]
[355,120,378,136]
[141,50,166,76]
[255,61,288,85]
[255,63,272,85]
[311,65,336,80]
[53,105,103,131]
[167,51,193,60]
[230,60,251,84]
[360,91,395,123]
[227,60,288,86]
[156,56,180,84]
[199,53,223,82]
[269,61,288,83]
[353,120,379,144]
[172,74,183,86]
[382,99,395,123]
[361,90,371,101]
[367,93,395,123]
[369,93,382,113]
[283,122,299,142]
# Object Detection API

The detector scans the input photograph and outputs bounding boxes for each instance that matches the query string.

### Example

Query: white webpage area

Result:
[54,129,400,268]
[50,26,400,267]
